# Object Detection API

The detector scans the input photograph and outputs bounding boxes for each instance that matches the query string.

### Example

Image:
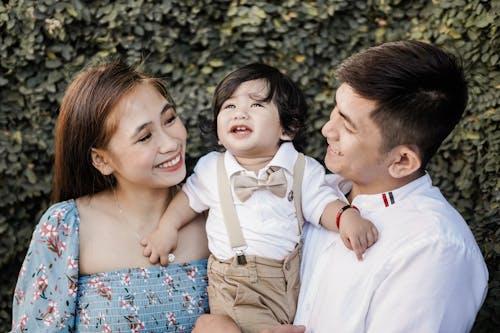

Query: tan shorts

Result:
[206,244,301,333]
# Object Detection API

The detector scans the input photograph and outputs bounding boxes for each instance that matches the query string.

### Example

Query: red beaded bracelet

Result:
[336,204,360,229]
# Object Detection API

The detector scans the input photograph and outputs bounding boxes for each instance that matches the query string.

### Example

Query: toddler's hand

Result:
[141,222,179,266]
[339,209,378,260]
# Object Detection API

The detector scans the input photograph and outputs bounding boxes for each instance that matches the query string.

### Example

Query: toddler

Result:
[142,63,378,333]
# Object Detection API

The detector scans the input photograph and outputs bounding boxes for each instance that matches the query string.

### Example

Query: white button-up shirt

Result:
[183,142,338,260]
[295,173,488,333]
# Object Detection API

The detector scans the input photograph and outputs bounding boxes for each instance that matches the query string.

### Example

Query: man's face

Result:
[321,83,391,194]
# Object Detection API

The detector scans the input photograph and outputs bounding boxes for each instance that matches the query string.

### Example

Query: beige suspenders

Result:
[216,152,306,265]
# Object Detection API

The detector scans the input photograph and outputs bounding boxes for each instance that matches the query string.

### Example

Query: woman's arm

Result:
[11,201,79,332]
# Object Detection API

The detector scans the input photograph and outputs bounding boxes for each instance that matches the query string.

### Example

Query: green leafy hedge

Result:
[1,0,498,331]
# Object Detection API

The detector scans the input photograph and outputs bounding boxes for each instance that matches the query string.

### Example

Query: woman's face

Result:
[98,81,187,192]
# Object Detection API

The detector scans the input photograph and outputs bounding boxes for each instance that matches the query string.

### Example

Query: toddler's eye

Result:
[251,103,264,107]
[223,104,236,110]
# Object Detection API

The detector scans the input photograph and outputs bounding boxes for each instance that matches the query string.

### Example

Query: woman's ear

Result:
[387,145,422,178]
[91,148,114,176]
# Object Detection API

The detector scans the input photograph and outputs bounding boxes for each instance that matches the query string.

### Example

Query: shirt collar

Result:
[223,142,298,178]
[351,173,433,210]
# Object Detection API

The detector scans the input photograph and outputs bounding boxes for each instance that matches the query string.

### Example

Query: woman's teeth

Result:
[158,154,181,168]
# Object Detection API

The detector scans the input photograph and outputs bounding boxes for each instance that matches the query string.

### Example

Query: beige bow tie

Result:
[233,167,288,202]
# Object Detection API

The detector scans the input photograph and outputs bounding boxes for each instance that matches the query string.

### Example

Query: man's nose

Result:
[322,112,339,139]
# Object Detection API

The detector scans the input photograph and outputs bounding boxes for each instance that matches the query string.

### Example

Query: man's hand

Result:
[141,221,179,266]
[339,208,378,260]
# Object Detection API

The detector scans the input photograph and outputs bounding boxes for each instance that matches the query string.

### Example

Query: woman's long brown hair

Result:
[52,62,175,203]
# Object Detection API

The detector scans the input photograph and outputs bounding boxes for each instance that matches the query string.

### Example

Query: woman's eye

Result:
[164,115,177,126]
[138,133,152,142]
[251,103,264,107]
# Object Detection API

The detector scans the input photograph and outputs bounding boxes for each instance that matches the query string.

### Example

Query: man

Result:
[193,40,488,333]
[294,40,488,332]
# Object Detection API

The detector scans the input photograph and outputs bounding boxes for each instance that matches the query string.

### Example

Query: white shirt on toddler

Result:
[183,142,339,260]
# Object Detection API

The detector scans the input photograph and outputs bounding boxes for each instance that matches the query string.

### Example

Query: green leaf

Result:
[250,6,266,20]
[208,59,224,67]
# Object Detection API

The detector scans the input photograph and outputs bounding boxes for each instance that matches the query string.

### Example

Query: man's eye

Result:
[344,123,355,133]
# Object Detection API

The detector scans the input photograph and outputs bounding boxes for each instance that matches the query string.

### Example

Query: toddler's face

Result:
[216,79,291,160]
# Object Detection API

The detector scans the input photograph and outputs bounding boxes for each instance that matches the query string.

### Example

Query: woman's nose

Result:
[158,130,181,154]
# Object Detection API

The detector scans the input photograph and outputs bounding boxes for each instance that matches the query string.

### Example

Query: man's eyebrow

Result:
[338,109,356,129]
[335,94,357,129]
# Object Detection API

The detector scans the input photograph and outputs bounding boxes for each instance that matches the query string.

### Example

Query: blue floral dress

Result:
[11,200,209,332]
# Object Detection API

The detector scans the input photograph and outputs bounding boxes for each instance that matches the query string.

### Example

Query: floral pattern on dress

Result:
[10,200,209,333]
[76,262,209,332]
[11,200,79,332]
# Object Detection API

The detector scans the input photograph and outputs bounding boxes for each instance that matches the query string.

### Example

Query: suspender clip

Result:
[235,249,247,265]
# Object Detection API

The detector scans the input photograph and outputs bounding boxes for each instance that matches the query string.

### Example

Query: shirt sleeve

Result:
[300,157,341,225]
[183,152,220,213]
[10,202,79,332]
[366,240,488,332]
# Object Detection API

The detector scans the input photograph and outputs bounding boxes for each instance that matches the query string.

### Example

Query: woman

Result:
[10,62,209,332]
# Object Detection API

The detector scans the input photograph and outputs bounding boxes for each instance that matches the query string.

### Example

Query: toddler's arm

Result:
[141,191,198,266]
[320,200,378,260]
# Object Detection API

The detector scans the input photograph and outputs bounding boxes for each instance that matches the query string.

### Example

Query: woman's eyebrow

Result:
[160,103,174,116]
[132,103,173,138]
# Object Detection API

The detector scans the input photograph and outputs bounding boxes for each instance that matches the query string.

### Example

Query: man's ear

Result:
[387,145,422,178]
[91,148,114,176]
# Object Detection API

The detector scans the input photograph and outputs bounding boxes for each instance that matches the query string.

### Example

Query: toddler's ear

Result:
[280,129,294,141]
[91,148,114,176]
